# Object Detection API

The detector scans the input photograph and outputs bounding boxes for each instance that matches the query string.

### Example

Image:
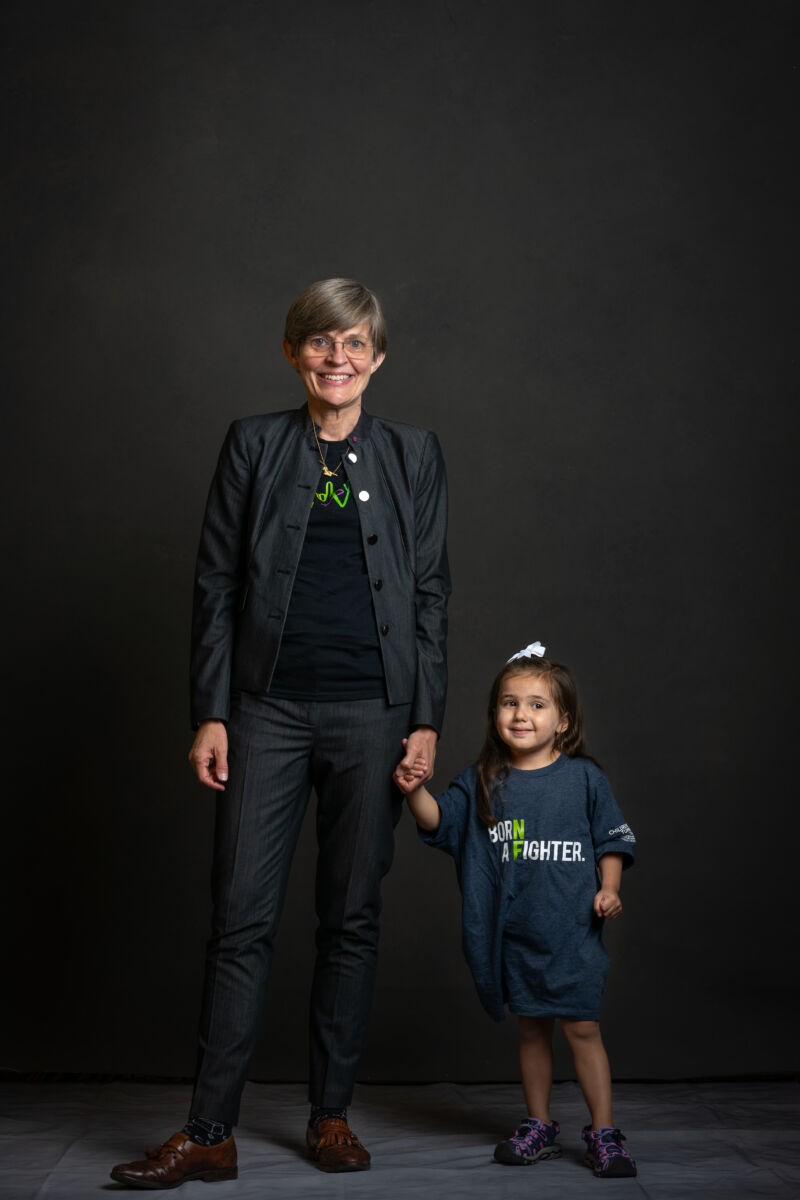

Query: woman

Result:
[111,278,450,1187]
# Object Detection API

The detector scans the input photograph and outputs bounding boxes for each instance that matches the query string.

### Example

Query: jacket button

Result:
[358,490,370,502]
[373,579,383,590]
[367,534,378,544]
[380,624,389,635]
[348,452,357,462]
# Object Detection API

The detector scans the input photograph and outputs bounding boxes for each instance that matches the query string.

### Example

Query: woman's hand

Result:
[393,749,428,795]
[395,726,437,785]
[188,720,229,790]
[393,749,441,832]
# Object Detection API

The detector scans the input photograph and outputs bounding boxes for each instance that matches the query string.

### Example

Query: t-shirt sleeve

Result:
[417,768,474,859]
[588,767,636,867]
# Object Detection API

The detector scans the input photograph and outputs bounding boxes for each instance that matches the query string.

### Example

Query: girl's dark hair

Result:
[475,656,588,827]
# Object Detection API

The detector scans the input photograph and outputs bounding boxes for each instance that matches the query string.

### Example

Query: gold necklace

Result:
[311,418,341,477]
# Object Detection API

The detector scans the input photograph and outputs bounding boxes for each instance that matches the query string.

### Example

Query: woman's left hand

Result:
[395,726,437,785]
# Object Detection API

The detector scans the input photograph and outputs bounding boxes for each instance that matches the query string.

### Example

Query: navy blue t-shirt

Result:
[419,755,635,1021]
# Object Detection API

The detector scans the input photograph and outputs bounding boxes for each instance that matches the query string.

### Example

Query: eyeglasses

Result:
[303,336,372,358]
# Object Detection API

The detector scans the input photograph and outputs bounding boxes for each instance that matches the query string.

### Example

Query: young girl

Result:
[395,642,637,1178]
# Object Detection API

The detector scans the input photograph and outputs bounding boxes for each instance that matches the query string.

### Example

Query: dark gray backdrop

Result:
[4,1,795,1084]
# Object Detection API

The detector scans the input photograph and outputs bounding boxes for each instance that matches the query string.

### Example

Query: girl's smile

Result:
[495,671,568,769]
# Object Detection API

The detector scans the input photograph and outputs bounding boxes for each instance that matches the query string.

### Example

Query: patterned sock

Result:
[183,1115,232,1146]
[310,1105,347,1128]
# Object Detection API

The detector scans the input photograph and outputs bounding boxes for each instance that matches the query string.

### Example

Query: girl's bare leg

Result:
[518,1016,555,1121]
[560,1019,613,1129]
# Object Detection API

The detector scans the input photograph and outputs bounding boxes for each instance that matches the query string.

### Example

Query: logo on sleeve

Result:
[608,822,636,843]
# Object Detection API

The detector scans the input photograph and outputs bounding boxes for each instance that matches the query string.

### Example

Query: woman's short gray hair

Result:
[284,278,387,359]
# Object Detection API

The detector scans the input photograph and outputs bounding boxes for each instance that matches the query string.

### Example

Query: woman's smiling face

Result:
[283,322,385,417]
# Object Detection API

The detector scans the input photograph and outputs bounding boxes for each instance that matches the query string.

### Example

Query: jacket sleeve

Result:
[410,431,451,731]
[190,421,252,726]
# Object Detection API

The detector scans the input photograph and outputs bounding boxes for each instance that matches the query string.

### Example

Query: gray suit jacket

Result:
[191,404,450,730]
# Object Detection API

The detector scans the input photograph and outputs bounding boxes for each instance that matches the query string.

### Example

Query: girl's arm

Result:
[594,852,624,919]
[393,754,442,831]
[404,782,442,832]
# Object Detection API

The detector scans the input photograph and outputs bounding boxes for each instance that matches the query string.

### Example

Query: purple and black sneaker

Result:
[581,1126,637,1177]
[494,1117,561,1165]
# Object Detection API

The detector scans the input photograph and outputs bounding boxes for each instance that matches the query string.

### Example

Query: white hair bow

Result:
[507,641,546,663]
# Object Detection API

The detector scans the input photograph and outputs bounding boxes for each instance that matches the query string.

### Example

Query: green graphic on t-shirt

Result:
[313,480,351,508]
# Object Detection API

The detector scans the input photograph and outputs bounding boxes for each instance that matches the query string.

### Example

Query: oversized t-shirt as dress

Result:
[419,756,635,1021]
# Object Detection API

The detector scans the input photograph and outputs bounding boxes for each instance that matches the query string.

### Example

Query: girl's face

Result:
[494,671,569,770]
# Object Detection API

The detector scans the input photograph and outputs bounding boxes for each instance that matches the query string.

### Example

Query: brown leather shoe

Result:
[306,1117,371,1172]
[110,1131,237,1188]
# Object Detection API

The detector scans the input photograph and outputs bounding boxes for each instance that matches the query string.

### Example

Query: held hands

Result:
[393,727,437,791]
[393,733,442,832]
[188,720,229,790]
[393,742,428,795]
[593,889,623,920]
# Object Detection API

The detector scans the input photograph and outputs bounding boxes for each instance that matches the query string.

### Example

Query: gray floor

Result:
[1,1079,798,1199]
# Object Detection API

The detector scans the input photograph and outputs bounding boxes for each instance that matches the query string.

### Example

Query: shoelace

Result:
[594,1129,629,1164]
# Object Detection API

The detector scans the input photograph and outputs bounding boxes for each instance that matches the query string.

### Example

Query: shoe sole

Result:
[583,1151,637,1177]
[109,1167,238,1188]
[307,1153,371,1173]
[494,1144,562,1166]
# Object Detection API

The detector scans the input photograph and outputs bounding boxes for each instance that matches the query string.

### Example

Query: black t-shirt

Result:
[269,439,385,699]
